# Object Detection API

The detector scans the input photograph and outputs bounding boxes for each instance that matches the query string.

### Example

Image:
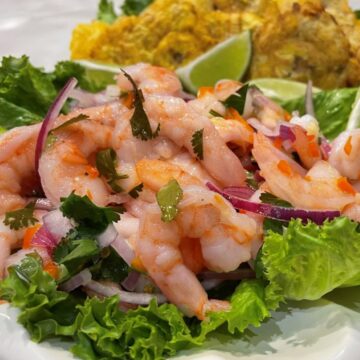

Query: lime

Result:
[347,87,360,130]
[75,59,121,88]
[249,78,321,102]
[176,31,252,94]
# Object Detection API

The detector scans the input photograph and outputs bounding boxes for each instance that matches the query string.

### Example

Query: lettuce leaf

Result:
[0,56,108,131]
[261,217,360,303]
[282,88,357,139]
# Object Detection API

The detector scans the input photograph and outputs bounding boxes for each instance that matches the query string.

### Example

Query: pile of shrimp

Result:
[1,63,360,320]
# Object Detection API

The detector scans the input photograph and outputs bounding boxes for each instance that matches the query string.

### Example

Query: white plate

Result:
[1,1,360,359]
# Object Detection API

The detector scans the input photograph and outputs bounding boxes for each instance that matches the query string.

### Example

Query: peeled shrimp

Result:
[329,129,360,180]
[144,95,246,186]
[117,63,182,97]
[137,185,258,319]
[0,124,41,215]
[252,133,355,210]
[39,103,123,206]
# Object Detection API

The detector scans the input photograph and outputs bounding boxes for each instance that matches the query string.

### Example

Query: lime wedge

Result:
[75,60,121,88]
[176,31,252,94]
[249,78,321,102]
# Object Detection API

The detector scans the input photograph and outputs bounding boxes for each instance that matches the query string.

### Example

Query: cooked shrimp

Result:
[137,186,258,319]
[329,129,360,180]
[0,124,41,215]
[252,133,355,210]
[39,103,124,206]
[144,95,246,186]
[117,63,182,96]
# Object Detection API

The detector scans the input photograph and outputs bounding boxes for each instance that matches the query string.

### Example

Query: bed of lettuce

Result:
[2,55,360,359]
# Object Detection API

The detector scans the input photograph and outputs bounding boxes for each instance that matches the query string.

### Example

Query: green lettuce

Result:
[261,217,360,303]
[282,88,357,139]
[0,56,108,131]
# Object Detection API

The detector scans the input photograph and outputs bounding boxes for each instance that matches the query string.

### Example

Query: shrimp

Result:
[144,95,246,186]
[0,124,41,215]
[137,185,258,319]
[117,63,182,96]
[39,103,123,206]
[252,133,355,210]
[329,129,360,180]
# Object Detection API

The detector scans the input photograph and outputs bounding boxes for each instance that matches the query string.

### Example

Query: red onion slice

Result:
[97,224,118,249]
[320,137,332,160]
[42,209,74,243]
[207,182,340,225]
[279,124,296,142]
[35,78,78,172]
[223,186,255,200]
[121,271,141,292]
[31,226,58,255]
[85,280,167,305]
[34,198,55,211]
[59,269,92,292]
[111,235,135,266]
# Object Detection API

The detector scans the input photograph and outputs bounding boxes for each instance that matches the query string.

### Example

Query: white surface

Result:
[1,0,360,359]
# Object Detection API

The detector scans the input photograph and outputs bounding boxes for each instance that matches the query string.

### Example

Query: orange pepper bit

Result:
[197,86,214,98]
[225,108,255,134]
[277,160,293,177]
[43,261,59,280]
[308,141,320,157]
[273,137,283,150]
[344,136,352,156]
[131,257,146,273]
[337,177,356,196]
[62,149,88,165]
[23,224,42,249]
[85,165,99,178]
[284,112,292,122]
[122,91,135,109]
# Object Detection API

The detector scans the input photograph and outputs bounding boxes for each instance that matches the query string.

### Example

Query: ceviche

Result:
[1,59,360,360]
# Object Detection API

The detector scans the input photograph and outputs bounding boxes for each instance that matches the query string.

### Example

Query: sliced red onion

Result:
[35,78,78,172]
[31,225,57,255]
[179,90,196,102]
[85,280,167,305]
[43,209,74,243]
[305,80,315,117]
[320,137,332,160]
[223,186,255,200]
[207,182,340,225]
[279,124,296,142]
[199,268,256,281]
[121,271,141,291]
[111,235,135,266]
[97,224,118,249]
[59,269,92,292]
[34,198,55,211]
[70,88,114,108]
[247,118,279,137]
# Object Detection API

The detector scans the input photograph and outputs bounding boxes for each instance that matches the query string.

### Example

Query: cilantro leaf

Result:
[260,192,292,208]
[121,69,159,140]
[209,109,223,118]
[121,0,153,15]
[49,113,89,134]
[60,192,121,235]
[245,171,259,190]
[97,0,118,24]
[191,128,204,160]
[128,183,144,199]
[95,148,128,192]
[3,202,38,230]
[156,179,183,222]
[222,84,249,115]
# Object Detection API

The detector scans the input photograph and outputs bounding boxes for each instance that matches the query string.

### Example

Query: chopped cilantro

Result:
[121,69,159,140]
[245,171,259,190]
[209,109,223,118]
[260,192,292,208]
[222,83,249,115]
[60,192,122,235]
[49,114,89,134]
[191,128,204,160]
[156,179,183,223]
[3,202,38,230]
[97,0,118,24]
[96,148,128,193]
[128,183,144,199]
